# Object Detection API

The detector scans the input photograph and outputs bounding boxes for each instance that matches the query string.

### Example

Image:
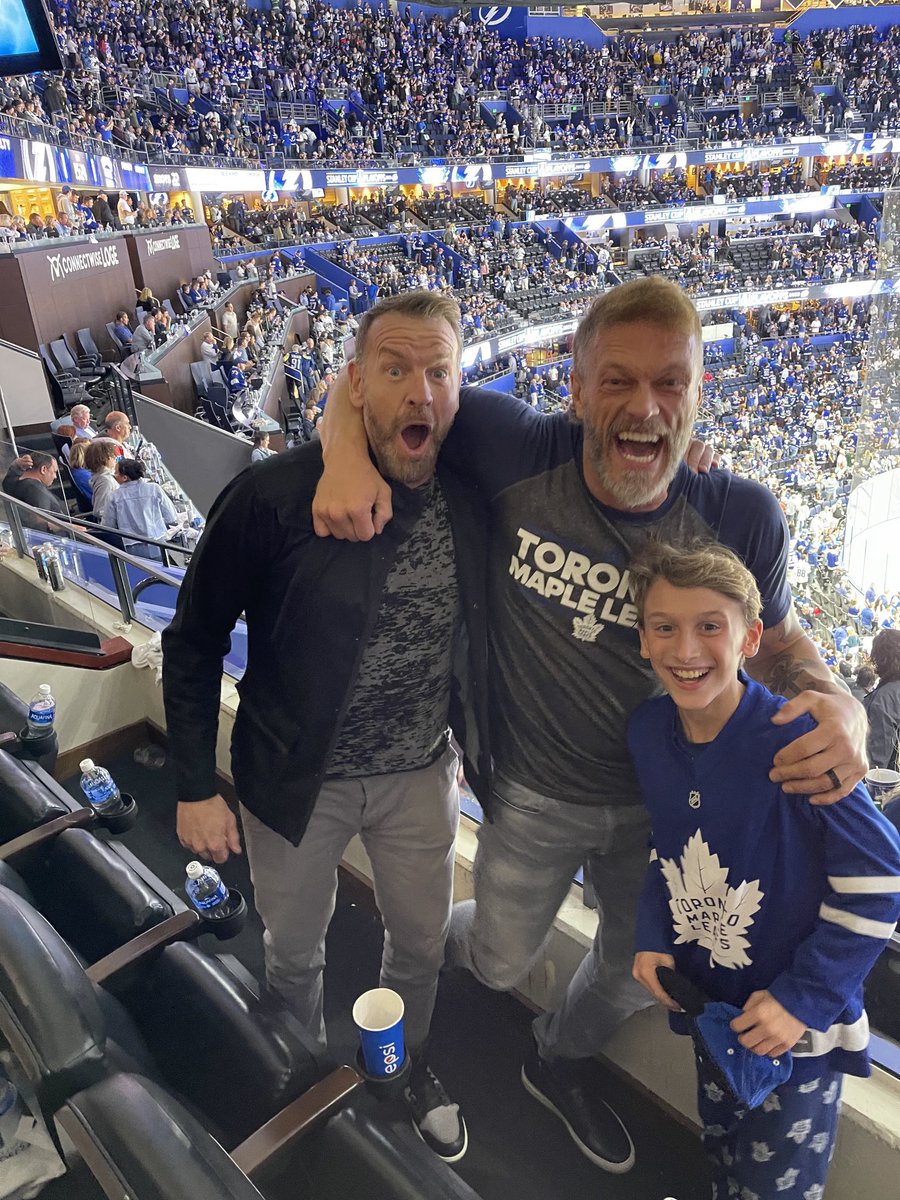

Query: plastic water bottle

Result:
[79,758,125,815]
[27,684,55,734]
[185,861,230,917]
[0,1076,22,1156]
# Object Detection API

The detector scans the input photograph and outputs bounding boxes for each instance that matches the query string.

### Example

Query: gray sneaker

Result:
[404,1061,468,1163]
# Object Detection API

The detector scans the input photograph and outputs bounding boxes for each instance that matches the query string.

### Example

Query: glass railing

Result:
[0,468,246,680]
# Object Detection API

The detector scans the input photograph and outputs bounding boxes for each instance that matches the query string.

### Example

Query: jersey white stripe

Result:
[819,902,898,940]
[792,1011,870,1058]
[828,875,900,895]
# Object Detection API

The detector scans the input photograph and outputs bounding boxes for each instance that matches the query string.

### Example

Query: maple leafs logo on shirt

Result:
[659,830,764,970]
[572,613,604,643]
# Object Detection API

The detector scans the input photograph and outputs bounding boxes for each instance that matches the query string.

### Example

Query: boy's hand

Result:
[730,990,806,1058]
[632,952,681,1010]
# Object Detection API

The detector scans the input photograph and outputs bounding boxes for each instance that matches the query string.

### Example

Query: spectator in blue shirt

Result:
[112,311,132,351]
[105,459,179,560]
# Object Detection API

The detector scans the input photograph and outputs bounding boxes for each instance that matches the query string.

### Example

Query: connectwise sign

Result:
[145,234,181,256]
[46,244,120,282]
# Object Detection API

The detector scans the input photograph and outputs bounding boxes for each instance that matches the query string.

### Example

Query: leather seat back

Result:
[22,828,173,964]
[308,1107,485,1200]
[0,858,37,905]
[62,1073,268,1200]
[0,750,68,842]
[0,887,108,1115]
[118,942,323,1149]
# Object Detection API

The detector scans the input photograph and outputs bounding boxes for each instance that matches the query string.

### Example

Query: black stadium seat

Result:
[75,326,108,367]
[0,747,68,843]
[106,322,132,361]
[0,887,485,1200]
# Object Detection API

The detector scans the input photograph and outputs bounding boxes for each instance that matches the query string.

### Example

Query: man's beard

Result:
[584,413,694,509]
[364,404,445,487]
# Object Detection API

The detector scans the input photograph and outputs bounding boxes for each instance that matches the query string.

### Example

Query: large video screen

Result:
[0,0,62,76]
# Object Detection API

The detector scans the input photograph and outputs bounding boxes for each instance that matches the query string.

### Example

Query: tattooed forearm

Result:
[756,654,851,700]
[748,614,852,700]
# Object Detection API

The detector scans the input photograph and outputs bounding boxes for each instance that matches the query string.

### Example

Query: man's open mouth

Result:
[401,424,431,451]
[614,430,664,462]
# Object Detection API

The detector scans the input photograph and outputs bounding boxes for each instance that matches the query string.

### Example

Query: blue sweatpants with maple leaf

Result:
[696,1053,842,1200]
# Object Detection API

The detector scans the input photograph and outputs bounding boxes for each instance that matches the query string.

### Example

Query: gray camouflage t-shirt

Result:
[327,477,459,778]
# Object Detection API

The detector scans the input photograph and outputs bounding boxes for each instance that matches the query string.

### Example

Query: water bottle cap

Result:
[186,860,205,879]
[38,684,52,695]
[79,758,95,772]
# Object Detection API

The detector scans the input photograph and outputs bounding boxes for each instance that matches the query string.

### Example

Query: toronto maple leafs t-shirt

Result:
[441,389,791,806]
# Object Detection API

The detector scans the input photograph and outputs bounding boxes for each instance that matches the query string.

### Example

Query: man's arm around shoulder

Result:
[748,607,868,804]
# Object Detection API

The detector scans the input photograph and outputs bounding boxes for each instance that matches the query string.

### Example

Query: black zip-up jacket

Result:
[162,442,491,846]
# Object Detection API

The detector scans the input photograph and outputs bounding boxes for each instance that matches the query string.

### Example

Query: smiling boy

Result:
[626,540,900,1200]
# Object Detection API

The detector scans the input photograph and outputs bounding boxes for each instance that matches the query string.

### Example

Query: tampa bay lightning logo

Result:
[454,163,493,189]
[477,6,513,27]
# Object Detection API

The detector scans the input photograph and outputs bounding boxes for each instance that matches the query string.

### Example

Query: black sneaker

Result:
[404,1061,468,1163]
[521,1039,635,1173]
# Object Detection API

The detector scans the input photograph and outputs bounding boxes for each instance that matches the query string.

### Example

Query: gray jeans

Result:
[241,745,459,1052]
[446,774,654,1061]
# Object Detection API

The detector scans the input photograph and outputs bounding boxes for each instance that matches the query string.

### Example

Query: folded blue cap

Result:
[694,1000,793,1110]
[656,967,792,1110]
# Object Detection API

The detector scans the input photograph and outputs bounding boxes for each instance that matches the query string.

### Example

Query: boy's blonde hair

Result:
[630,539,762,629]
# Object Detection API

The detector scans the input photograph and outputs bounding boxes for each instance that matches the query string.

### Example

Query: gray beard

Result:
[584,422,693,510]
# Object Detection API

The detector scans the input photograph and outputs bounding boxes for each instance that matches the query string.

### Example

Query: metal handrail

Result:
[0,338,39,359]
[0,485,193,629]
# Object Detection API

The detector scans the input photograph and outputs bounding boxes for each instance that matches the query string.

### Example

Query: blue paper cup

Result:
[865,768,900,808]
[352,988,405,1078]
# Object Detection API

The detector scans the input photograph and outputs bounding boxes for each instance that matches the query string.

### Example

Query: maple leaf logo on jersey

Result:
[659,830,764,970]
[572,613,604,643]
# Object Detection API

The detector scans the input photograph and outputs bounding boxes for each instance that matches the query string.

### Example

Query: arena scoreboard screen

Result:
[0,0,62,76]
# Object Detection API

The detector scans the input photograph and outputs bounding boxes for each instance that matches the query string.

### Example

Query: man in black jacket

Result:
[91,192,118,230]
[162,292,489,1165]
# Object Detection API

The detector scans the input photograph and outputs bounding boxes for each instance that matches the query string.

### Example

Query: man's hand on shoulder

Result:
[177,795,242,864]
[684,438,718,474]
[770,689,868,805]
